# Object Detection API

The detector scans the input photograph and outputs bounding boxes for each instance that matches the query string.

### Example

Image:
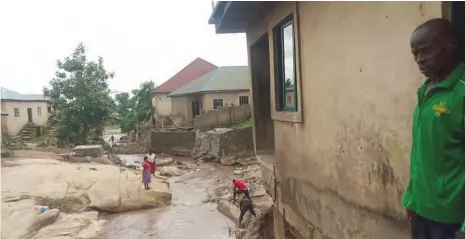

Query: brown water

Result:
[96,156,236,239]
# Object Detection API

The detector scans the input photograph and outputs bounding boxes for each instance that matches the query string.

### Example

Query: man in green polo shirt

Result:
[402,18,465,239]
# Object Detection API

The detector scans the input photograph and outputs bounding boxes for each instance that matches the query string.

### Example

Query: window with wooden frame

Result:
[273,15,297,112]
[213,99,223,109]
[14,108,19,117]
[37,107,42,115]
[239,96,249,105]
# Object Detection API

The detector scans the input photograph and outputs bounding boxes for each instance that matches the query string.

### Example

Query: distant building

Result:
[168,65,250,122]
[1,87,50,135]
[151,58,218,121]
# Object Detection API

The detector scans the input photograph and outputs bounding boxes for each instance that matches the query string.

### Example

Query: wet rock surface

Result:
[1,158,172,239]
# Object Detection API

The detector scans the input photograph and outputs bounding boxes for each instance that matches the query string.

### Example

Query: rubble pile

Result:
[213,164,273,232]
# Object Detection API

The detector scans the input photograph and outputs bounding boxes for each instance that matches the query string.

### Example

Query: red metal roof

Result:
[152,58,218,93]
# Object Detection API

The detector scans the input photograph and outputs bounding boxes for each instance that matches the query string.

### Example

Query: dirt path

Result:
[96,163,236,239]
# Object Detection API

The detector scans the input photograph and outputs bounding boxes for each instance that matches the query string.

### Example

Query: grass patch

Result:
[233,119,253,128]
[34,196,89,213]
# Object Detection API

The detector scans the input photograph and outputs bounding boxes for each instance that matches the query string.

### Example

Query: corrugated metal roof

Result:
[152,58,218,93]
[1,87,47,101]
[168,66,249,97]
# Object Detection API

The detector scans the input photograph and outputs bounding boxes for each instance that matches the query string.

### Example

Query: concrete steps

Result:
[19,124,36,141]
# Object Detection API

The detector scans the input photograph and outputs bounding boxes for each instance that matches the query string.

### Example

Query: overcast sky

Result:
[0,0,247,94]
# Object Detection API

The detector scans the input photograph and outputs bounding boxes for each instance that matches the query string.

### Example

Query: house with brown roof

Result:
[151,58,217,122]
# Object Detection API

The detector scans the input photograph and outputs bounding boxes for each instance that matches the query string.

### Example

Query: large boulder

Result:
[85,177,171,213]
[159,166,182,177]
[217,200,241,223]
[72,145,105,158]
[155,157,174,166]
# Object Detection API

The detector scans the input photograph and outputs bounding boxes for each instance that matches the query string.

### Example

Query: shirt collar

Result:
[423,62,465,89]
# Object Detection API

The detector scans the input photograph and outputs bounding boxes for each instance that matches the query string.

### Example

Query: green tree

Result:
[44,43,115,145]
[117,81,155,133]
[115,92,131,115]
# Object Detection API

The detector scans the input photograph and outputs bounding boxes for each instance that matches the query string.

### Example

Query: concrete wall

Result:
[246,2,443,239]
[171,95,196,124]
[150,131,195,156]
[194,104,251,131]
[1,101,49,135]
[152,93,172,119]
[219,126,255,159]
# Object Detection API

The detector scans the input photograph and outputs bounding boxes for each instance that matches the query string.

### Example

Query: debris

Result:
[40,206,50,212]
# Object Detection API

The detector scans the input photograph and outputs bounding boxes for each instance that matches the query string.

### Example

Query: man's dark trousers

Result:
[410,211,460,239]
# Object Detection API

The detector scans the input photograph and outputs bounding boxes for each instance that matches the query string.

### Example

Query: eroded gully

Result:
[95,154,236,239]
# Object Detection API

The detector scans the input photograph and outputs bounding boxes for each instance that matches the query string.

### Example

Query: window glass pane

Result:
[282,23,295,109]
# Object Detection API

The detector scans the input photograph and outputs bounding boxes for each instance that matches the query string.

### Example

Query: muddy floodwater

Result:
[96,155,236,239]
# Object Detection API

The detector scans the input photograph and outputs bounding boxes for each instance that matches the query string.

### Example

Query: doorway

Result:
[27,108,33,123]
[450,2,465,61]
[192,100,201,118]
[250,33,275,155]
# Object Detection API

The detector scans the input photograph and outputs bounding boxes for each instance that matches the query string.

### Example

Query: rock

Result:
[217,200,241,224]
[159,166,182,177]
[242,206,274,239]
[153,174,169,181]
[33,211,104,239]
[220,156,236,166]
[3,195,31,202]
[250,186,267,198]
[75,220,107,239]
[243,170,261,180]
[23,209,61,238]
[2,159,169,239]
[85,177,171,213]
[72,145,105,158]
[156,157,174,166]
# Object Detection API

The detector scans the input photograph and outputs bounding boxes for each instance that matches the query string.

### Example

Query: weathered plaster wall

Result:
[246,1,443,238]
[202,91,250,110]
[152,93,172,118]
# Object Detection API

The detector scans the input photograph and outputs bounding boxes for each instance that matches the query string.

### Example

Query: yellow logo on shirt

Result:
[432,101,450,117]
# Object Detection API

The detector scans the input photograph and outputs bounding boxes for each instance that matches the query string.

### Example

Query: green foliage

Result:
[1,135,26,150]
[115,81,155,133]
[44,43,115,145]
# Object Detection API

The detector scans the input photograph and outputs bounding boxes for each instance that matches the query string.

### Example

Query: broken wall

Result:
[151,131,195,156]
[194,105,251,131]
[192,127,255,164]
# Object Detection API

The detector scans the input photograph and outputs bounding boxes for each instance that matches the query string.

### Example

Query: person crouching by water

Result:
[142,156,152,190]
[233,179,251,204]
[239,196,256,228]
[147,151,156,175]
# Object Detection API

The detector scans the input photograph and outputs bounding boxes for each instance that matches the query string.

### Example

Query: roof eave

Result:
[1,99,49,102]
[168,89,250,98]
[208,1,274,34]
